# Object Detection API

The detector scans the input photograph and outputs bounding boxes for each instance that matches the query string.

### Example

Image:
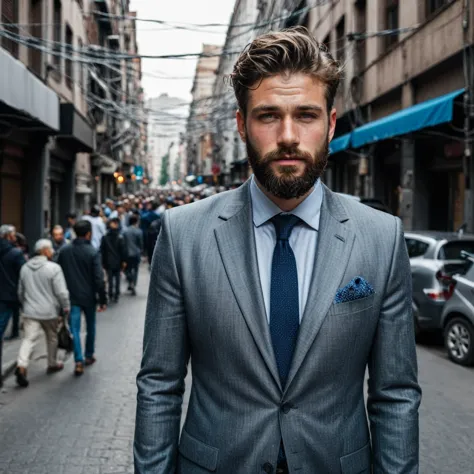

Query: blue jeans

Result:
[126,256,141,287]
[0,308,13,378]
[69,305,96,363]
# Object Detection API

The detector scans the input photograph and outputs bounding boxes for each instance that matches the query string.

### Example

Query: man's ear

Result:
[236,109,246,142]
[328,107,337,142]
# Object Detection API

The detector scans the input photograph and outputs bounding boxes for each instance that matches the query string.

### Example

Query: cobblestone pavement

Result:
[0,265,473,472]
[0,265,190,474]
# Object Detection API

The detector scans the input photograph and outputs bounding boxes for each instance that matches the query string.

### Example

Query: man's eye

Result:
[259,113,278,121]
[299,113,318,121]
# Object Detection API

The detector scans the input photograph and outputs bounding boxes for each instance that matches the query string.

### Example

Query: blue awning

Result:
[329,133,351,154]
[351,88,465,148]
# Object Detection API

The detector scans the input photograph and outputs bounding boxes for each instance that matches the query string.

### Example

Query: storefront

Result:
[329,88,466,231]
[0,47,59,245]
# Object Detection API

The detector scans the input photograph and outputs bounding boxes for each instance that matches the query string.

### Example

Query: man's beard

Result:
[246,133,329,199]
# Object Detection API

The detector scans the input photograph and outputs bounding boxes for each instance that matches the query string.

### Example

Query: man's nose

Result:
[277,117,299,148]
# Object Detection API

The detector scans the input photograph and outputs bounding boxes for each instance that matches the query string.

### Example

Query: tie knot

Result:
[271,214,301,241]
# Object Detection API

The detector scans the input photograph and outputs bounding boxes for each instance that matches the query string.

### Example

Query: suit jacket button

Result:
[281,403,291,414]
[262,462,273,473]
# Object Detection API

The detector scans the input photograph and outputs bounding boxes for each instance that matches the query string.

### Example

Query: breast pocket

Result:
[329,293,375,316]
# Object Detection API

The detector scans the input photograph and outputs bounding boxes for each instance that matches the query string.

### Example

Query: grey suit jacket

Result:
[134,180,421,474]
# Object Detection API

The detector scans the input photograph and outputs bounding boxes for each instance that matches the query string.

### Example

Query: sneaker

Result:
[85,357,96,367]
[46,363,64,375]
[131,287,136,296]
[15,367,29,388]
[74,362,84,376]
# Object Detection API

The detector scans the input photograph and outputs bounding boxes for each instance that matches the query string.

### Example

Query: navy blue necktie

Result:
[270,214,301,388]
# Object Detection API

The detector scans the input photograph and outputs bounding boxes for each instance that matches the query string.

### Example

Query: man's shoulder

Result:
[329,190,397,234]
[167,189,236,223]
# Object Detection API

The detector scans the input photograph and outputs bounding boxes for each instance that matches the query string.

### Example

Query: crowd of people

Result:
[0,185,227,388]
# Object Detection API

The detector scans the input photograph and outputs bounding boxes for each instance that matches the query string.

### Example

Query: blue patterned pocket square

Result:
[334,276,375,304]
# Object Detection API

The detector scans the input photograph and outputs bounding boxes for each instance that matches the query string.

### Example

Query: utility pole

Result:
[463,0,474,231]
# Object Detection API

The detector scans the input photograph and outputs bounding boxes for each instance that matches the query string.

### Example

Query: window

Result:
[53,0,62,72]
[322,34,330,53]
[284,0,309,29]
[336,16,345,64]
[405,238,429,258]
[29,0,43,77]
[385,0,399,50]
[1,0,19,58]
[354,0,367,73]
[65,25,73,89]
[438,241,474,260]
[426,0,450,16]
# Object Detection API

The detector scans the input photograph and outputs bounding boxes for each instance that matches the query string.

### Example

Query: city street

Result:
[0,268,473,473]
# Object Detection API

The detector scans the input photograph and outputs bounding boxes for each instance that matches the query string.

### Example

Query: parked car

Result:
[441,250,474,366]
[404,232,474,337]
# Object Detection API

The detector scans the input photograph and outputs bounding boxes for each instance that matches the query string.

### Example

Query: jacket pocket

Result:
[340,442,371,474]
[178,428,219,471]
[330,293,375,316]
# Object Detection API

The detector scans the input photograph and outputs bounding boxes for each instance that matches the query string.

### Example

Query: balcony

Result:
[360,0,465,105]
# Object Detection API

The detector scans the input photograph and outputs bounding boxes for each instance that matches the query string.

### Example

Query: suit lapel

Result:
[284,186,355,394]
[214,181,282,391]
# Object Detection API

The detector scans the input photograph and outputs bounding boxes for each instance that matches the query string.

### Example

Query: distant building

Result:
[186,44,222,182]
[146,94,186,186]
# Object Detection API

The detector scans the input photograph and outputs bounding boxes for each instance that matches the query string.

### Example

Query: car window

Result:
[438,241,474,260]
[405,238,429,258]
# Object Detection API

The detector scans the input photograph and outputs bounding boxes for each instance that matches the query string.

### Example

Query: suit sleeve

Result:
[367,217,422,474]
[134,210,189,474]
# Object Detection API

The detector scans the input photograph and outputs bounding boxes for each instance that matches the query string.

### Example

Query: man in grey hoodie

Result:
[15,239,70,387]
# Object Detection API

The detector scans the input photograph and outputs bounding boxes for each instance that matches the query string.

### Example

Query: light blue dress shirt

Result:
[250,176,323,323]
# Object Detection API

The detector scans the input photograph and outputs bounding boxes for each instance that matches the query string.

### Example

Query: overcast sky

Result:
[129,0,236,104]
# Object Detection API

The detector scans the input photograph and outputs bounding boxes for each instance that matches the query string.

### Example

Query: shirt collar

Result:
[250,175,323,231]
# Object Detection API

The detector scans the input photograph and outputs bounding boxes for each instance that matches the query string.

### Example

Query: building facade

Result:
[147,93,186,187]
[300,0,474,233]
[0,0,145,246]
[186,44,222,183]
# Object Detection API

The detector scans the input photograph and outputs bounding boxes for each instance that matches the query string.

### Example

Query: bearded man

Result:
[134,27,421,474]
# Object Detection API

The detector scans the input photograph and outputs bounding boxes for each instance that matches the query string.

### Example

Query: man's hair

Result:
[129,215,139,226]
[35,239,53,254]
[90,205,101,217]
[0,224,15,238]
[230,26,342,116]
[109,217,120,226]
[151,201,159,211]
[66,211,77,220]
[74,220,92,238]
[52,225,64,233]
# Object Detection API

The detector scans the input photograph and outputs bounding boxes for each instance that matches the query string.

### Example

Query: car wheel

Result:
[444,318,474,366]
[413,302,422,338]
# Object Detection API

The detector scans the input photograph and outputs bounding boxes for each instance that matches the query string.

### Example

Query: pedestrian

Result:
[134,28,421,473]
[4,232,29,341]
[57,220,107,376]
[146,211,161,269]
[51,225,69,255]
[123,215,143,296]
[64,212,77,241]
[100,217,126,303]
[15,239,69,388]
[0,225,26,386]
[82,205,106,250]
